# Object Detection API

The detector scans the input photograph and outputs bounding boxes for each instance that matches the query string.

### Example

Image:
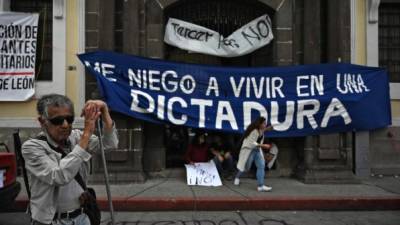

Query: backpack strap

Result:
[13,130,31,199]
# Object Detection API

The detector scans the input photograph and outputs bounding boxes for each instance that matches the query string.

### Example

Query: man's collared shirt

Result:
[22,124,118,224]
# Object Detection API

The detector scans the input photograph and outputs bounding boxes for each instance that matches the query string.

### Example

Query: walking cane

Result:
[97,120,116,225]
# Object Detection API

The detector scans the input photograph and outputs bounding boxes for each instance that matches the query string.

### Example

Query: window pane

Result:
[10,0,53,81]
[379,3,400,83]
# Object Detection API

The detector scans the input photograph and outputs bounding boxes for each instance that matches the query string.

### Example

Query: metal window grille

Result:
[379,3,400,83]
[10,0,53,81]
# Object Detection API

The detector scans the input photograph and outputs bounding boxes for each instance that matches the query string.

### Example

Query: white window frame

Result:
[0,0,86,128]
[379,0,400,100]
[0,0,66,97]
[377,0,400,127]
[352,0,400,178]
[75,0,86,127]
[363,0,400,114]
[390,85,400,100]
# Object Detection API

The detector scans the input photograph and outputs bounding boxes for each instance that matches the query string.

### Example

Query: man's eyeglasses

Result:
[47,116,74,125]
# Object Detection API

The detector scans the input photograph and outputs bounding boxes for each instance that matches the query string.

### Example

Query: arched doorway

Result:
[163,0,285,170]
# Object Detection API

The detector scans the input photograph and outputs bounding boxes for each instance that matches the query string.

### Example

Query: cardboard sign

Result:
[185,161,222,186]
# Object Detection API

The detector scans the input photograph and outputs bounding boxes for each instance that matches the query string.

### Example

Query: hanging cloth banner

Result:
[164,14,273,57]
[78,51,392,137]
[0,12,39,101]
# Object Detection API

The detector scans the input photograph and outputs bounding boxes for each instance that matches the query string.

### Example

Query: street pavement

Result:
[10,174,400,211]
[1,210,400,225]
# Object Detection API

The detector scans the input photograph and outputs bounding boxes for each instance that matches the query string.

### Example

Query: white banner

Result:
[185,161,222,186]
[0,12,39,101]
[164,14,273,57]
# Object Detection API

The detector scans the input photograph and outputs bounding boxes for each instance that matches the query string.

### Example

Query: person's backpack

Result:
[13,130,30,199]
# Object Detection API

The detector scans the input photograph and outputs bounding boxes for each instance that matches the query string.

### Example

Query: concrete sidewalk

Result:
[13,175,400,211]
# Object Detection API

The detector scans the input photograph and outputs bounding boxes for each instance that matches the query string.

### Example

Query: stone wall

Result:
[370,127,400,175]
[81,0,375,183]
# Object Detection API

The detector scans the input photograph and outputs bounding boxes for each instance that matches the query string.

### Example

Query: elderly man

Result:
[22,94,118,225]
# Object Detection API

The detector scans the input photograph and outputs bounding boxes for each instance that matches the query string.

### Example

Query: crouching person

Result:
[265,142,279,170]
[22,94,118,225]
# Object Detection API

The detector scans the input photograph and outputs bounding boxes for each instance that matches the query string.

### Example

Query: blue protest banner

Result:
[78,51,391,137]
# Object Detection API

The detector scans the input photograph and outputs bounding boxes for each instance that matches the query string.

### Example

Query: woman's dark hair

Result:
[191,132,206,146]
[243,116,266,139]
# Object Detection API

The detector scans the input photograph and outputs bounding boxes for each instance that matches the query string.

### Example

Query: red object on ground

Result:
[0,150,21,211]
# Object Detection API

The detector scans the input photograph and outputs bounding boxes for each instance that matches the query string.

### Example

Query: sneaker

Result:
[233,178,240,185]
[257,185,272,192]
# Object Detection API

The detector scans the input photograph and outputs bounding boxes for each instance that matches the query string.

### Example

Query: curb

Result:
[12,196,400,211]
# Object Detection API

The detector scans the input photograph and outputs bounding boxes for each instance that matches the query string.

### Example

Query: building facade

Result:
[0,0,399,183]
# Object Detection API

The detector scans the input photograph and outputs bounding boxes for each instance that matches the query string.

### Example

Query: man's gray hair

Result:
[37,94,74,118]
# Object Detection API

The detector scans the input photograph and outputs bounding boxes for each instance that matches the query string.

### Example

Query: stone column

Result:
[303,0,321,64]
[295,0,357,183]
[87,0,147,182]
[120,0,146,181]
[142,0,167,173]
[98,0,114,50]
[274,0,293,66]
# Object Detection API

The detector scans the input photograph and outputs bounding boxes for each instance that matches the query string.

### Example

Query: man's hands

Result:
[81,100,111,121]
[79,100,113,150]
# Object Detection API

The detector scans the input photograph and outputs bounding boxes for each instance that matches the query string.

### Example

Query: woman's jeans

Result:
[235,148,265,186]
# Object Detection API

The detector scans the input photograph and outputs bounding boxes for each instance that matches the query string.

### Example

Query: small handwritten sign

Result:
[185,161,222,186]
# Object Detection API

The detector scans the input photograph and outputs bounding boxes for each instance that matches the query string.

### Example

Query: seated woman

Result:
[184,132,211,164]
